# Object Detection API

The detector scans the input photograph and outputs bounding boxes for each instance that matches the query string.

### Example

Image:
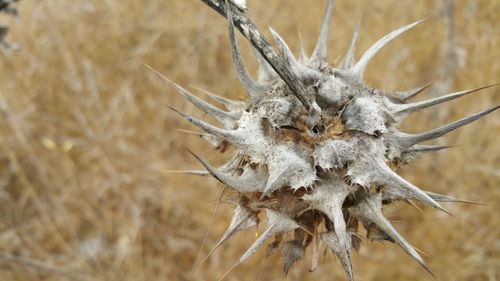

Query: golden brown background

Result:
[0,0,498,280]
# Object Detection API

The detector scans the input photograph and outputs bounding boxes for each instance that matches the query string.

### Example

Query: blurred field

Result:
[0,0,498,280]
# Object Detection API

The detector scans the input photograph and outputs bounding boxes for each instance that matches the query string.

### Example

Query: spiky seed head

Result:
[168,1,499,279]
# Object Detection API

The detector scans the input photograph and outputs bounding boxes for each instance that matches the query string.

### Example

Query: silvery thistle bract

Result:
[166,1,499,280]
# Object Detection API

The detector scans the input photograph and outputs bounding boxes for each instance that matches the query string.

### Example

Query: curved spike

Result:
[395,84,499,115]
[426,191,486,205]
[163,170,209,176]
[146,64,237,127]
[321,231,354,281]
[311,0,335,63]
[349,193,434,277]
[170,81,237,126]
[226,2,268,102]
[218,209,299,281]
[218,154,243,173]
[168,106,239,142]
[191,85,248,112]
[375,161,449,214]
[238,209,299,261]
[269,27,299,70]
[404,144,455,154]
[400,105,500,146]
[188,149,268,193]
[211,205,258,253]
[176,129,221,147]
[176,110,270,162]
[303,179,356,280]
[165,153,240,178]
[302,175,355,251]
[270,27,322,81]
[341,22,361,70]
[382,187,484,205]
[351,18,428,78]
[397,82,434,101]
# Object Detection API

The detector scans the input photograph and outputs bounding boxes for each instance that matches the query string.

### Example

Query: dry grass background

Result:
[0,0,498,280]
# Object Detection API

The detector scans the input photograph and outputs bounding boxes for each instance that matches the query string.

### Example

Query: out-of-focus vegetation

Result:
[0,0,498,280]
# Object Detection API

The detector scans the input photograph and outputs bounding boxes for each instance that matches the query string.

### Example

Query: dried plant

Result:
[168,0,498,280]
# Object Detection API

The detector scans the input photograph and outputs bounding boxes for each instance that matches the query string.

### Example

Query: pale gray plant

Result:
[167,0,498,280]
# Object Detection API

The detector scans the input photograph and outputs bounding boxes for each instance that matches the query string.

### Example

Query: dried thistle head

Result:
[167,0,498,280]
